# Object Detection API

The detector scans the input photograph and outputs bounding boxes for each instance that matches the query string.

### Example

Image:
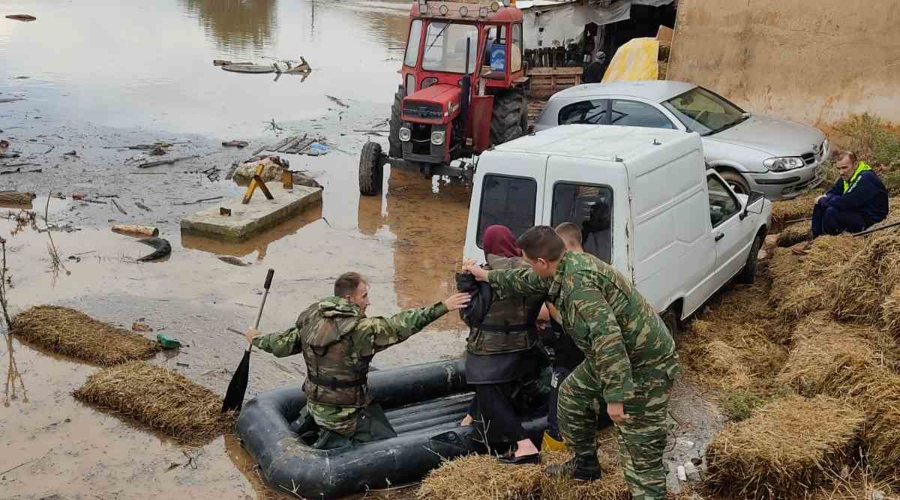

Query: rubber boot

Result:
[545,453,602,481]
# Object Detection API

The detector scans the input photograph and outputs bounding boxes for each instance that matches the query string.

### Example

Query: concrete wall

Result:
[668,0,900,126]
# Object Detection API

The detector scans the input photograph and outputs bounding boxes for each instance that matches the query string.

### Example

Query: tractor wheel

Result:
[359,142,383,196]
[389,85,405,158]
[491,90,527,146]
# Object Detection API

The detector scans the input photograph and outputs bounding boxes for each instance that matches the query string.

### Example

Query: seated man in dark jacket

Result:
[812,151,889,237]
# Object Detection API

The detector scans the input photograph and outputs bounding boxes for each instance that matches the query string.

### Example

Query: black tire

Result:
[719,170,751,196]
[661,304,681,336]
[739,234,763,284]
[389,86,405,158]
[359,142,383,196]
[491,90,527,146]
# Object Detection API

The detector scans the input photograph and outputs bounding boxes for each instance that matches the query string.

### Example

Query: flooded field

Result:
[1,1,476,498]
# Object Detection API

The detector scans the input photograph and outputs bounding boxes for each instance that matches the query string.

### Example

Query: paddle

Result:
[222,268,275,414]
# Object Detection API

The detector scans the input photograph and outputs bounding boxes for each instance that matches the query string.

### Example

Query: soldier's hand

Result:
[245,327,261,344]
[443,292,472,311]
[463,265,489,282]
[607,402,630,423]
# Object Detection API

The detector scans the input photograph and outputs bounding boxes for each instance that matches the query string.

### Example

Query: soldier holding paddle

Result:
[245,272,470,449]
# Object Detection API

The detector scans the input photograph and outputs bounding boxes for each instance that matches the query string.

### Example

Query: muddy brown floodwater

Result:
[1,0,721,498]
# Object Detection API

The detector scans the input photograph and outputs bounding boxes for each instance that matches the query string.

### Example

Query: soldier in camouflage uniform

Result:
[246,272,470,449]
[465,226,680,500]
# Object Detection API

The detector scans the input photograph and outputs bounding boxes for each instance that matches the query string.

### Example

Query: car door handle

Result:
[715,233,725,242]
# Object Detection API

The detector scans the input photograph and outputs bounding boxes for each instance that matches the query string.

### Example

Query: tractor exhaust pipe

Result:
[459,37,471,149]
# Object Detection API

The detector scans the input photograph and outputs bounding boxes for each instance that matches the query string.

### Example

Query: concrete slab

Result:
[180,183,322,241]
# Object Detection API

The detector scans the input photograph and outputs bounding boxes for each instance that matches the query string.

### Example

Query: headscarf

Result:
[482,225,521,258]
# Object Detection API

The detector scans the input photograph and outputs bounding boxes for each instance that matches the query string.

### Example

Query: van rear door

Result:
[463,151,548,263]
[542,155,629,272]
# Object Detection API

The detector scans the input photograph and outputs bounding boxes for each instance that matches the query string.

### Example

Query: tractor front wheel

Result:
[389,86,405,158]
[491,90,527,146]
[359,142,383,196]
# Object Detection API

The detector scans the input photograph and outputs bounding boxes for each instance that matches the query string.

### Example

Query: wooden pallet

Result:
[527,67,582,99]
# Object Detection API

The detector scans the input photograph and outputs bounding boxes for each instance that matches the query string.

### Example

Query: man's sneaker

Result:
[545,454,602,481]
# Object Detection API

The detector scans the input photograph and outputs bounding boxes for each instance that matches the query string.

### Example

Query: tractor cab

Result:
[358,0,530,194]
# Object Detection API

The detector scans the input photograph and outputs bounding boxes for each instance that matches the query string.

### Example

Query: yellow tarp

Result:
[602,37,659,83]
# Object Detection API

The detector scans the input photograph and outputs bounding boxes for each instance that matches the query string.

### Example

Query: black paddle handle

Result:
[264,268,274,290]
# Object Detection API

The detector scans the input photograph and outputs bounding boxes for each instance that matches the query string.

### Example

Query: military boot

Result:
[545,453,602,481]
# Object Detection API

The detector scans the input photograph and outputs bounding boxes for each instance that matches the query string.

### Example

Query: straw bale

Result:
[807,470,900,500]
[417,455,542,500]
[831,368,900,477]
[834,232,900,324]
[776,224,813,248]
[538,442,630,500]
[776,315,876,397]
[882,286,900,340]
[74,361,234,445]
[769,236,861,321]
[11,305,159,365]
[771,193,818,232]
[705,395,864,500]
[418,437,630,500]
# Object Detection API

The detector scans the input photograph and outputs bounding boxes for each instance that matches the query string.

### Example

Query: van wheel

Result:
[359,142,383,196]
[720,170,751,196]
[661,305,681,336]
[739,235,763,284]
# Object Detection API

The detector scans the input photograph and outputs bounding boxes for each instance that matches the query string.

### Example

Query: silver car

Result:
[532,81,829,200]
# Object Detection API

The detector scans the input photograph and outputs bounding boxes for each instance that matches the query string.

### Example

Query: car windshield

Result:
[423,21,479,74]
[662,87,747,136]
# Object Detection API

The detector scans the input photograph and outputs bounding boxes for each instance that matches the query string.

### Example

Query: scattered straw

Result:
[539,442,629,500]
[882,286,900,340]
[705,395,864,500]
[11,306,159,365]
[771,193,818,232]
[776,223,812,248]
[74,361,234,445]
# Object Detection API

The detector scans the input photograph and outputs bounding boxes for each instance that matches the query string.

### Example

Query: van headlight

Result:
[431,130,445,145]
[764,157,805,172]
[399,127,411,142]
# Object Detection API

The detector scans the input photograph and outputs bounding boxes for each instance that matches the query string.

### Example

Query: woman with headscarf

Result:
[460,225,546,464]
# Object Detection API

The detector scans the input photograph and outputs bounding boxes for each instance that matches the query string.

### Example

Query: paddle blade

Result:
[222,349,251,413]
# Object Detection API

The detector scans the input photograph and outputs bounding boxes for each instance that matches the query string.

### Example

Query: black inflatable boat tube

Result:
[236,359,548,499]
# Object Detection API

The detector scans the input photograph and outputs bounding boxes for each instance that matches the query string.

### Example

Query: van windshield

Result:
[662,87,747,136]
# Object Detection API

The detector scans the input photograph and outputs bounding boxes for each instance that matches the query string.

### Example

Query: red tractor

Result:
[359,0,528,195]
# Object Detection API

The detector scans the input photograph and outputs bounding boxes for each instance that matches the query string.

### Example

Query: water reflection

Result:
[357,169,469,327]
[180,0,278,52]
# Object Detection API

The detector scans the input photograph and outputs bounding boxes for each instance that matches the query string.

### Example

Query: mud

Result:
[1,0,721,498]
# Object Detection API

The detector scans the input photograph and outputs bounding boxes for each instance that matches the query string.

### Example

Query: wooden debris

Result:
[6,14,37,21]
[137,155,200,169]
[112,224,159,237]
[326,95,349,108]
[173,196,224,206]
[111,199,128,215]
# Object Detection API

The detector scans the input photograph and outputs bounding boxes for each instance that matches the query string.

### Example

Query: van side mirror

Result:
[741,191,765,220]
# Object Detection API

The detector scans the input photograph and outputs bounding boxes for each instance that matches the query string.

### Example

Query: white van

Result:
[463,125,772,323]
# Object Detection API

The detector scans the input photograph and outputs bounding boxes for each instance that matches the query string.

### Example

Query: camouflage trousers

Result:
[557,361,674,500]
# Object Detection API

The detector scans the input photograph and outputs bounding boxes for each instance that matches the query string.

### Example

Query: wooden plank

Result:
[286,137,315,154]
[276,134,306,153]
[527,67,583,76]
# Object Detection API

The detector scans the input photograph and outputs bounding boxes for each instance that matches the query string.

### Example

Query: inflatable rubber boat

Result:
[236,359,548,499]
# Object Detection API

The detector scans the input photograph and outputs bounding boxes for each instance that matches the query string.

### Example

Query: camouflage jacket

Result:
[488,251,680,403]
[253,296,449,408]
[467,254,543,355]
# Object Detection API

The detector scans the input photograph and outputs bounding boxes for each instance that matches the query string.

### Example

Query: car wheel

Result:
[719,170,751,196]
[738,234,763,284]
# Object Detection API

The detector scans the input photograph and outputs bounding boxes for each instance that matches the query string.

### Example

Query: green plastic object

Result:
[156,334,182,349]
